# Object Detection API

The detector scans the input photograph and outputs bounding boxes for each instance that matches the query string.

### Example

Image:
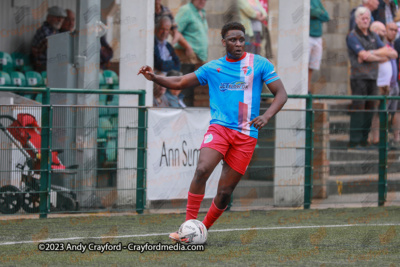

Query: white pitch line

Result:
[1,223,399,246]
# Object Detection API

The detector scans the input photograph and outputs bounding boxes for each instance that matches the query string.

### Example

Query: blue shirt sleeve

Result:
[346,32,364,54]
[374,33,385,48]
[194,63,209,86]
[261,58,280,84]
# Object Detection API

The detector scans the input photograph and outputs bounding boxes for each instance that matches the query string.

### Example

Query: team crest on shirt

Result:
[204,134,213,144]
[219,81,249,92]
[242,66,253,76]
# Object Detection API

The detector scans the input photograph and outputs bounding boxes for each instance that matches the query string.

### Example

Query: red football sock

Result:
[202,199,227,229]
[185,191,205,221]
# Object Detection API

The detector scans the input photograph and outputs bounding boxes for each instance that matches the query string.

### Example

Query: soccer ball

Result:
[178,219,208,244]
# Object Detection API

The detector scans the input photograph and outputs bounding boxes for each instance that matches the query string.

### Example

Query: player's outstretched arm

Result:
[137,65,200,90]
[249,79,288,130]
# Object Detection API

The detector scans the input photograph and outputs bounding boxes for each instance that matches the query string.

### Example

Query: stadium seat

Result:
[107,96,119,116]
[98,72,108,115]
[98,117,112,141]
[0,52,14,72]
[105,130,118,162]
[102,71,119,115]
[98,71,119,166]
[9,71,35,100]
[25,71,45,103]
[99,72,107,89]
[11,52,32,72]
[41,71,47,86]
[99,73,109,116]
[0,71,11,86]
[10,71,26,87]
[103,70,119,89]
[25,71,45,87]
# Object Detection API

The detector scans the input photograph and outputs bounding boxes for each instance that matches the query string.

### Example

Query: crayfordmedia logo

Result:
[219,81,249,92]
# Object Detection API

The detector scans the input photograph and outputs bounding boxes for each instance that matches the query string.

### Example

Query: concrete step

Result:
[329,115,350,135]
[329,159,400,176]
[324,100,352,116]
[327,173,400,195]
[329,149,400,161]
[232,180,273,199]
[328,134,349,149]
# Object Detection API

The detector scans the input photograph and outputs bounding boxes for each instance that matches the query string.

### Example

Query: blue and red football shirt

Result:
[194,52,280,139]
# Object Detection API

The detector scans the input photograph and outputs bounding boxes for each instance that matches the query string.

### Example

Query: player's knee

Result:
[216,188,233,203]
[194,165,210,180]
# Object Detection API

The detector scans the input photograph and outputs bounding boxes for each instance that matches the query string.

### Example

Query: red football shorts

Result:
[200,124,257,175]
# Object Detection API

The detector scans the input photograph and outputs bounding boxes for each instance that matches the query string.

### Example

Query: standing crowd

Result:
[153,0,400,149]
[347,0,400,149]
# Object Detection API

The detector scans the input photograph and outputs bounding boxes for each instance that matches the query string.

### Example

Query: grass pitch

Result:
[0,206,399,266]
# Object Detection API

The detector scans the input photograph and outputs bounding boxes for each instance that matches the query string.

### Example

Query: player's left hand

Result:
[249,115,269,130]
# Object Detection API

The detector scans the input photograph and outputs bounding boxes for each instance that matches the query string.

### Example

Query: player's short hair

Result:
[221,22,245,39]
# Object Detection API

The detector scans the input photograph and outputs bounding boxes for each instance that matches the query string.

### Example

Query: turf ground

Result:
[0,206,399,266]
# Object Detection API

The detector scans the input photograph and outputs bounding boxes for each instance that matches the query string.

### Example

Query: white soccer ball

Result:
[178,219,208,244]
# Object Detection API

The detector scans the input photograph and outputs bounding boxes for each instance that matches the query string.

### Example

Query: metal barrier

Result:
[1,88,399,218]
[260,93,400,209]
[0,87,146,218]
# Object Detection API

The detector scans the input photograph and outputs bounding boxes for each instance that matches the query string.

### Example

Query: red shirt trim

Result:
[226,52,247,62]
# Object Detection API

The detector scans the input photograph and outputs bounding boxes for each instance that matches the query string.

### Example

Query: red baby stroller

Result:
[0,113,78,214]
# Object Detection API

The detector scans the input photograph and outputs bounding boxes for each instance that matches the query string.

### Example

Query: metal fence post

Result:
[378,97,388,206]
[136,92,146,214]
[39,87,51,218]
[304,96,314,209]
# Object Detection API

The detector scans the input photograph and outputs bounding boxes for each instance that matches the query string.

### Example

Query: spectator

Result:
[259,0,273,59]
[346,7,389,149]
[154,16,181,73]
[60,9,75,32]
[309,0,330,94]
[349,0,379,31]
[388,22,400,149]
[175,0,208,106]
[154,0,185,47]
[238,0,268,55]
[165,70,186,108]
[31,6,67,72]
[60,10,113,70]
[372,0,397,25]
[99,36,114,70]
[394,9,400,38]
[153,72,169,107]
[386,22,400,148]
[369,21,398,146]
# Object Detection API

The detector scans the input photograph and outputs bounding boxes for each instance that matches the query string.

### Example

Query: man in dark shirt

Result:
[154,16,181,73]
[372,0,397,25]
[347,6,390,148]
[31,6,67,72]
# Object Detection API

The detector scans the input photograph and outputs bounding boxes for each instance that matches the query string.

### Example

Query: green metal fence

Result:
[0,87,146,218]
[260,93,400,209]
[1,88,399,218]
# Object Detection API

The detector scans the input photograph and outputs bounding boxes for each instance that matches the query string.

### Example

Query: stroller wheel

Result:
[0,185,22,214]
[22,189,40,213]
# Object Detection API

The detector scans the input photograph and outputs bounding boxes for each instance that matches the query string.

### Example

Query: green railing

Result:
[1,88,400,217]
[0,87,146,218]
[261,93,400,209]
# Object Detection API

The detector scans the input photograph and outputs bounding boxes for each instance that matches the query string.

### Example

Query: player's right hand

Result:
[137,65,155,81]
